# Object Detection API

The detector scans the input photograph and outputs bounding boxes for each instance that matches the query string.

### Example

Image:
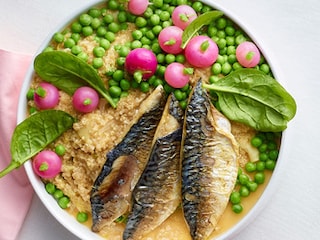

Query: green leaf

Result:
[203,69,297,132]
[34,51,116,108]
[181,10,224,49]
[0,110,75,178]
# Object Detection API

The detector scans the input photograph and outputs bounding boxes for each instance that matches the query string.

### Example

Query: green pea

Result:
[100,39,111,50]
[77,212,89,223]
[71,22,82,33]
[162,20,171,28]
[227,54,237,64]
[88,8,101,18]
[79,13,92,26]
[82,26,93,36]
[64,38,76,49]
[153,78,163,87]
[53,189,64,200]
[159,11,170,21]
[131,40,142,49]
[77,52,89,62]
[71,33,80,43]
[230,191,241,204]
[259,152,269,162]
[246,181,258,192]
[156,53,165,64]
[45,182,56,195]
[179,100,188,110]
[152,25,163,35]
[103,14,114,24]
[132,30,143,40]
[140,82,150,93]
[176,54,185,63]
[117,57,126,66]
[211,63,222,75]
[259,143,268,153]
[165,54,175,64]
[97,26,107,37]
[192,1,203,12]
[225,26,236,36]
[141,36,151,45]
[113,70,125,81]
[120,79,131,91]
[105,31,115,42]
[265,160,276,170]
[232,62,243,71]
[53,33,64,43]
[92,58,103,69]
[260,63,270,74]
[108,22,120,33]
[109,86,122,98]
[153,0,163,7]
[238,173,250,185]
[55,144,66,156]
[108,0,119,10]
[58,196,70,209]
[118,11,127,23]
[232,204,243,214]
[150,14,160,26]
[268,150,279,160]
[256,161,265,171]
[93,46,105,57]
[174,90,186,101]
[245,162,256,172]
[135,17,147,28]
[254,172,265,184]
[239,185,250,197]
[221,62,232,75]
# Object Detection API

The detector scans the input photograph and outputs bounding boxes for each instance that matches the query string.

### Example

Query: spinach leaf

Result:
[34,51,116,108]
[181,10,223,49]
[203,69,297,132]
[0,110,75,178]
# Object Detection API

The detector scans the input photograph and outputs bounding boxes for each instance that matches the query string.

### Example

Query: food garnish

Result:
[0,110,74,178]
[203,68,297,132]
[34,51,117,108]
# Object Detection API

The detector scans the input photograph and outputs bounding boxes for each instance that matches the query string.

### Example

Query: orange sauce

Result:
[68,171,271,239]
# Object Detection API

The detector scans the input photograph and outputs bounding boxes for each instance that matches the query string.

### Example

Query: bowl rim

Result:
[18,0,288,239]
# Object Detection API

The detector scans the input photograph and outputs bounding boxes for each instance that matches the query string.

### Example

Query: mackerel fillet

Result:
[181,80,239,240]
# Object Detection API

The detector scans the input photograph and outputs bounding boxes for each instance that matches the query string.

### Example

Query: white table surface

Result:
[1,0,319,239]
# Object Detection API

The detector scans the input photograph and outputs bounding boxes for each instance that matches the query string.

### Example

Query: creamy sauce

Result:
[68,171,271,239]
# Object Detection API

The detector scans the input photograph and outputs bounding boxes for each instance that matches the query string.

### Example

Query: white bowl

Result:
[18,0,287,239]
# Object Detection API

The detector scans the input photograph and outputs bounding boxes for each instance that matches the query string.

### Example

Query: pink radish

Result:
[158,26,183,54]
[125,48,157,82]
[185,35,219,68]
[236,41,261,68]
[32,150,62,179]
[72,86,99,113]
[172,5,197,30]
[164,62,193,88]
[128,0,149,15]
[34,82,59,109]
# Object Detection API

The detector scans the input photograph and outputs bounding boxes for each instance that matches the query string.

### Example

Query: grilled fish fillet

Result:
[123,94,184,240]
[90,86,166,232]
[181,80,239,240]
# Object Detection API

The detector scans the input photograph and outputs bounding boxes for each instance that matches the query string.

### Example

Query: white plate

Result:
[17,0,288,239]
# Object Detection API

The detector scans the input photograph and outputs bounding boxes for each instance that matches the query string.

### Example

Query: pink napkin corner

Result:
[0,49,34,240]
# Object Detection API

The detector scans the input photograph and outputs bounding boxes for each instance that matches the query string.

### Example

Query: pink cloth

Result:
[0,49,34,240]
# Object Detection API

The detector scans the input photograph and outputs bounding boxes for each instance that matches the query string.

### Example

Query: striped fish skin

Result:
[181,80,239,240]
[90,86,166,233]
[123,94,184,240]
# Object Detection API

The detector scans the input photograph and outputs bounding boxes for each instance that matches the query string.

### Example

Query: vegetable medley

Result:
[0,0,296,238]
